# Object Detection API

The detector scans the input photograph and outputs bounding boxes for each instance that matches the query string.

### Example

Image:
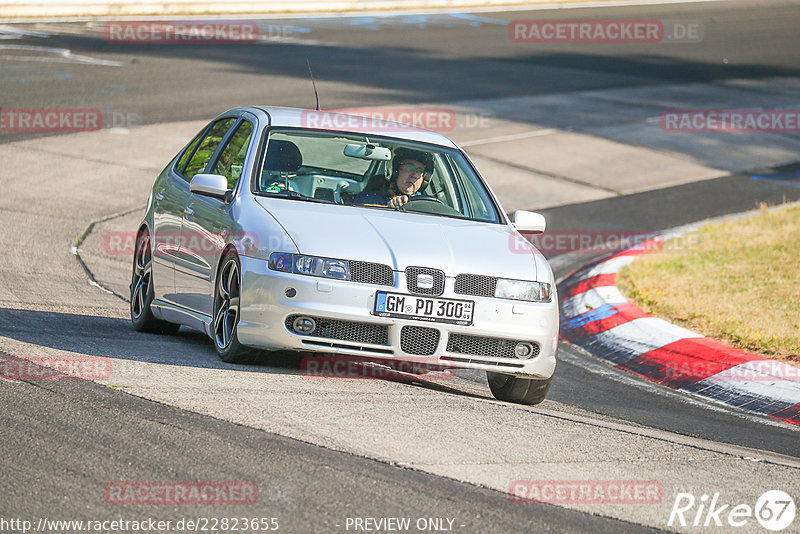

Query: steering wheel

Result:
[404,196,446,206]
[401,196,464,217]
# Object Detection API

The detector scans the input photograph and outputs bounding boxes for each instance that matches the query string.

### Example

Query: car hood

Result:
[255,197,541,280]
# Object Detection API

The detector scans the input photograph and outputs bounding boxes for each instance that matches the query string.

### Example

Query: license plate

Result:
[373,291,474,326]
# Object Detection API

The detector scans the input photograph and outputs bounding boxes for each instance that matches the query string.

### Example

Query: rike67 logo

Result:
[668,490,795,531]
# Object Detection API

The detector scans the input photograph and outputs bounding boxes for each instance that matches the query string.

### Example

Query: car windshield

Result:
[255,128,502,223]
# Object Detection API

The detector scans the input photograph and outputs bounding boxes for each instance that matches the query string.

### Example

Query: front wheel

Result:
[213,251,258,364]
[486,371,552,405]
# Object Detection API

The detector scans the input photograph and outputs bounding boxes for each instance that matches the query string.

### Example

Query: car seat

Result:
[261,139,302,191]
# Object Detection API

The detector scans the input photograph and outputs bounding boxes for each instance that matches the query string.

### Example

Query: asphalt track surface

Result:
[2,357,651,533]
[2,1,800,532]
[1,0,800,136]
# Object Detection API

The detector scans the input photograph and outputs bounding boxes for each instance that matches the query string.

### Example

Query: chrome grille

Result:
[400,325,440,356]
[285,315,389,345]
[447,333,540,359]
[454,274,497,297]
[406,266,445,296]
[350,261,394,286]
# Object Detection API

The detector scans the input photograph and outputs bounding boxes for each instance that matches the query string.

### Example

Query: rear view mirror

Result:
[344,143,391,161]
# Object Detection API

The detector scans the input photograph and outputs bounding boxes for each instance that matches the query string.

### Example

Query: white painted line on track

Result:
[460,128,558,147]
[0,24,49,38]
[696,372,800,406]
[577,255,636,280]
[561,285,627,316]
[89,280,114,294]
[592,317,703,355]
[0,44,122,66]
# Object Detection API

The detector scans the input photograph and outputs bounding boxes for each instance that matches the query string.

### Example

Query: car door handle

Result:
[184,206,194,218]
[155,192,165,201]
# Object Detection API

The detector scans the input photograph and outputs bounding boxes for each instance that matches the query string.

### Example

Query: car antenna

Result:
[306,59,320,111]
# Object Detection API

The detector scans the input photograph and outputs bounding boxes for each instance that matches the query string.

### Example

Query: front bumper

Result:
[236,256,558,379]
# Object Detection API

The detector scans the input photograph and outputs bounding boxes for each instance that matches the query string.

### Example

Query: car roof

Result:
[248,106,458,148]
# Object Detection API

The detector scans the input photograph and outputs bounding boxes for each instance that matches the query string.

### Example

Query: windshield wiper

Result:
[258,190,333,204]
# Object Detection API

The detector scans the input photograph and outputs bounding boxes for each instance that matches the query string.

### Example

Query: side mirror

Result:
[190,174,230,201]
[512,210,546,234]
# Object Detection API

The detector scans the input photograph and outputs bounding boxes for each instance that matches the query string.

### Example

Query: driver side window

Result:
[424,162,453,206]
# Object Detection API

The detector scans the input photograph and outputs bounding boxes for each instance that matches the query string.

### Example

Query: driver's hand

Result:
[388,195,409,209]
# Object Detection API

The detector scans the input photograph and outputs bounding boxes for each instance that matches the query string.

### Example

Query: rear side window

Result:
[182,118,237,181]
[175,130,205,175]
[213,120,253,189]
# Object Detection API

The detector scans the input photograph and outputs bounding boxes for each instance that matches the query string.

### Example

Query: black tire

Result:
[130,230,180,334]
[213,251,258,364]
[486,371,552,405]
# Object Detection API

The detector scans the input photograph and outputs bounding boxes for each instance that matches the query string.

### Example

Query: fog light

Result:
[293,316,316,335]
[514,342,534,359]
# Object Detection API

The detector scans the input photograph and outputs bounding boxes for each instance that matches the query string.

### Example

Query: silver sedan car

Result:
[131,106,558,404]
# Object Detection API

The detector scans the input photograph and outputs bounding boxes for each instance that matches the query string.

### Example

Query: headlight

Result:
[495,278,551,302]
[269,252,350,281]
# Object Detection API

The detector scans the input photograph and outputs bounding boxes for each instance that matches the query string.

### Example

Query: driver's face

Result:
[395,159,426,195]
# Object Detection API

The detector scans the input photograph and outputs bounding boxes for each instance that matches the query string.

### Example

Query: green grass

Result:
[617,203,800,362]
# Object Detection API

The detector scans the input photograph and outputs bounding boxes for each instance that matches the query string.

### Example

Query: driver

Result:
[356,147,434,209]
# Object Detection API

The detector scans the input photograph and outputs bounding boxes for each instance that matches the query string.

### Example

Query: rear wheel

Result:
[486,371,552,405]
[130,231,180,334]
[213,251,258,364]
